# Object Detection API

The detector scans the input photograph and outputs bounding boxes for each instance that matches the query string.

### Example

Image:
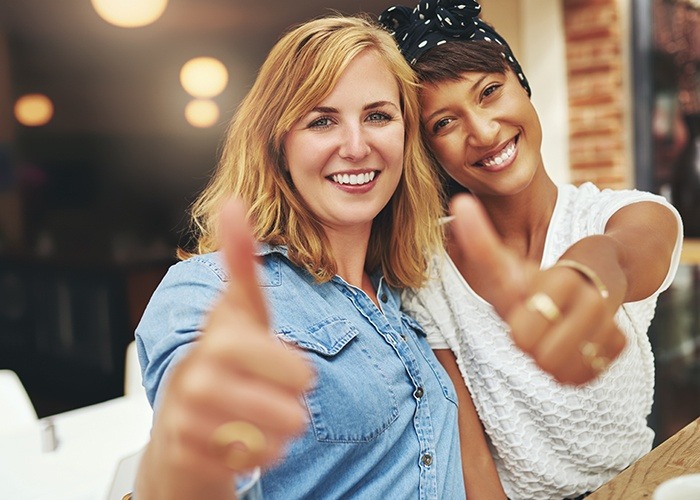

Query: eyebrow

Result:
[311,100,399,114]
[422,74,490,123]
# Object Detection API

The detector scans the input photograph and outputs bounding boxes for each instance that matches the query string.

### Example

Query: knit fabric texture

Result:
[403,182,683,499]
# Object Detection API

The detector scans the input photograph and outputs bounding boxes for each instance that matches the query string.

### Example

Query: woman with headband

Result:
[380,1,683,498]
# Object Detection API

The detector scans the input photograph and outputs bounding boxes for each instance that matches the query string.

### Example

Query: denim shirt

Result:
[136,245,464,499]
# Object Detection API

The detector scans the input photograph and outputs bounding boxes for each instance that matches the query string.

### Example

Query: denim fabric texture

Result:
[136,245,464,499]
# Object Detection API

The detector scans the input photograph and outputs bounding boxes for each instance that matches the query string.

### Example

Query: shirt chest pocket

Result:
[277,317,400,443]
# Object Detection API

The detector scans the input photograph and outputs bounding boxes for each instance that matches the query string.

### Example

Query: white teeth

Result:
[331,171,376,185]
[481,141,515,167]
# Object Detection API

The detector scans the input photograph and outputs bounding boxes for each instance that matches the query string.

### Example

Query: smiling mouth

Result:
[476,136,518,168]
[329,171,377,186]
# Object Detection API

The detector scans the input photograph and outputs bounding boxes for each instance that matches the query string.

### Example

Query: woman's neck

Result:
[325,224,373,289]
[328,226,380,307]
[477,173,558,262]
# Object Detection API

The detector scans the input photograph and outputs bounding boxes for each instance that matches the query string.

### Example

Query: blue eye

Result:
[367,111,391,122]
[308,116,333,129]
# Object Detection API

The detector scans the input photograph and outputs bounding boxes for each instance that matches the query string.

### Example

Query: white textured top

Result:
[403,183,684,499]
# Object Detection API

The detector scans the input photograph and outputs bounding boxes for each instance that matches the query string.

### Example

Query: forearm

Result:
[434,349,506,499]
[457,393,507,500]
[558,201,679,305]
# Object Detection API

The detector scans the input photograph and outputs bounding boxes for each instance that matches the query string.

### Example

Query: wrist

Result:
[553,259,609,299]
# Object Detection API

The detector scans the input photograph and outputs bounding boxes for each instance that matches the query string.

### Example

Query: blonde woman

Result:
[134,15,465,500]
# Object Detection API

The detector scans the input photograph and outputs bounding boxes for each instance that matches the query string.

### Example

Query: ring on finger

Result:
[210,420,267,470]
[579,341,611,375]
[525,292,561,322]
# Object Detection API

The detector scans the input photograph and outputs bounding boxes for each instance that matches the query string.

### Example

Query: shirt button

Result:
[421,453,433,467]
[413,387,424,399]
[400,334,407,341]
[380,293,388,303]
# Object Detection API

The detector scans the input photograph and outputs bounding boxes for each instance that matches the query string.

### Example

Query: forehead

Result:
[419,70,516,117]
[418,73,481,114]
[319,49,401,106]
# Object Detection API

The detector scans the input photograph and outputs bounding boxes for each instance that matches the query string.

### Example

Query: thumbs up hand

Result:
[448,195,626,385]
[141,199,315,498]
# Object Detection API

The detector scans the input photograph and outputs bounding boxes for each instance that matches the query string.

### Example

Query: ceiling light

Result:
[180,57,229,98]
[185,99,220,128]
[91,0,168,28]
[14,94,54,127]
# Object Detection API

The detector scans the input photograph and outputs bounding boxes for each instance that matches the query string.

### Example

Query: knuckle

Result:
[534,354,558,375]
[177,363,221,406]
[611,327,627,353]
[552,372,572,385]
[508,322,538,354]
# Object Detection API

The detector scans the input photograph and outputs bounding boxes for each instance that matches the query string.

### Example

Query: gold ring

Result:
[525,292,561,322]
[580,341,611,374]
[210,420,267,470]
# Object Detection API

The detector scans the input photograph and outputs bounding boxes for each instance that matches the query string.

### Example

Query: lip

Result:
[473,135,519,172]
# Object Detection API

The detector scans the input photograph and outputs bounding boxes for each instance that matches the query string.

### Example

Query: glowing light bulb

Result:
[180,57,229,98]
[14,94,54,126]
[91,0,168,28]
[185,99,220,128]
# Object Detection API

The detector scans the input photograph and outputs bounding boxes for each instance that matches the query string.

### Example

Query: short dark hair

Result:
[414,40,512,85]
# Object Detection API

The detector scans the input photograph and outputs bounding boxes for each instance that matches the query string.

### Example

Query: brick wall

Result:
[563,0,628,188]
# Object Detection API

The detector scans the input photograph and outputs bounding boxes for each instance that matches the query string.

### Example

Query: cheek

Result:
[440,163,466,185]
[284,136,322,180]
[391,135,406,165]
[282,135,300,175]
[428,137,460,168]
[528,109,543,147]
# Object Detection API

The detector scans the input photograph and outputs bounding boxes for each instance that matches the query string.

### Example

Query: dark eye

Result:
[367,111,392,122]
[482,83,501,99]
[432,117,453,134]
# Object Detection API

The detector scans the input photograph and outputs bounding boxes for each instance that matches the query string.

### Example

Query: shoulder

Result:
[137,250,293,337]
[555,182,679,235]
[166,252,227,284]
[567,181,675,213]
[135,254,227,350]
[402,252,455,311]
[164,247,295,287]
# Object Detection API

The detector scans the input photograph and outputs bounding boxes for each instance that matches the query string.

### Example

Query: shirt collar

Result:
[254,242,288,258]
[255,242,387,292]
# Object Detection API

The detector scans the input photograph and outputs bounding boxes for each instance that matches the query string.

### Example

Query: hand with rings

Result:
[514,279,624,384]
[139,200,315,497]
[525,291,613,379]
[448,196,626,385]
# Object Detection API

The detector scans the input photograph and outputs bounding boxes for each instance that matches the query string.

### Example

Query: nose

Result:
[338,124,371,162]
[466,110,499,148]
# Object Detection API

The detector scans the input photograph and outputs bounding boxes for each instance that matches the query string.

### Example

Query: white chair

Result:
[104,341,149,499]
[0,370,38,435]
[124,341,145,399]
[104,447,144,500]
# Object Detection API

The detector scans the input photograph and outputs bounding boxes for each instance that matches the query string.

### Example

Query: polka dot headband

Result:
[378,0,531,96]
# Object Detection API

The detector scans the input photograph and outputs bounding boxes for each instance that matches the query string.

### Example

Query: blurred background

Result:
[0,0,697,445]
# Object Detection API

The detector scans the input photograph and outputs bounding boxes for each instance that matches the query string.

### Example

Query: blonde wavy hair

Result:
[183,14,443,289]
